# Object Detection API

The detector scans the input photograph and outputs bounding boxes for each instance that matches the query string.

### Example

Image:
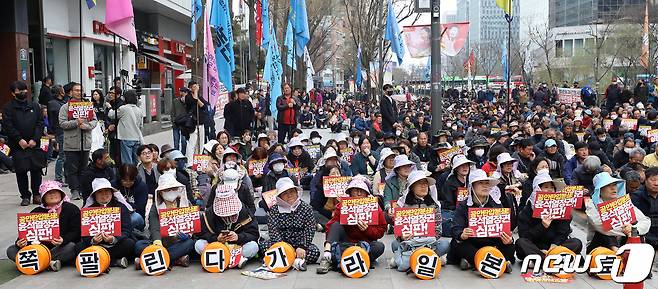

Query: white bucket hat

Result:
[468,169,500,187]
[323,147,339,160]
[451,154,474,171]
[407,170,436,188]
[376,148,398,171]
[287,137,304,149]
[276,177,300,196]
[345,176,371,196]
[155,172,185,193]
[203,140,219,154]
[532,172,566,192]
[91,178,118,195]
[393,155,415,170]
[336,134,348,143]
[496,152,518,166]
[222,147,241,161]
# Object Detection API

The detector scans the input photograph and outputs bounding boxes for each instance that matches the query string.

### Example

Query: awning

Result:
[140,52,187,71]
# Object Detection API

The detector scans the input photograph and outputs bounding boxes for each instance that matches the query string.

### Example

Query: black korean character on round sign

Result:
[479,252,504,279]
[78,252,100,276]
[17,249,39,271]
[340,248,369,278]
[142,249,167,275]
[415,254,438,279]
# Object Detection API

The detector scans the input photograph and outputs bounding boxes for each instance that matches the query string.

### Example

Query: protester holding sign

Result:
[449,169,515,271]
[261,153,296,211]
[58,82,98,200]
[247,147,268,189]
[196,186,259,269]
[259,178,320,271]
[287,138,314,189]
[113,164,149,231]
[7,181,79,271]
[383,155,416,221]
[371,148,397,197]
[587,172,649,253]
[135,173,196,268]
[515,172,582,260]
[439,154,474,237]
[316,176,387,274]
[310,165,344,229]
[390,170,448,272]
[78,178,136,268]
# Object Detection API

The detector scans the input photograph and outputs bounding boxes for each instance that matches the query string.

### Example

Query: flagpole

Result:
[79,0,83,85]
[506,14,512,123]
[113,34,117,83]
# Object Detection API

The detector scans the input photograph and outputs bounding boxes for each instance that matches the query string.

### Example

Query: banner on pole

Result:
[402,22,470,58]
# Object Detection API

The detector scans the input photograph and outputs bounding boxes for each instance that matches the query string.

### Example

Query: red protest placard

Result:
[562,185,585,209]
[340,147,354,163]
[603,119,613,130]
[639,125,652,136]
[339,197,379,226]
[158,206,201,237]
[306,144,322,160]
[598,194,637,231]
[17,213,60,242]
[286,167,304,183]
[248,159,267,176]
[394,207,436,237]
[620,118,638,130]
[457,187,469,204]
[80,207,121,237]
[67,101,94,120]
[323,176,352,198]
[532,191,574,220]
[648,129,658,143]
[468,208,511,238]
[192,154,211,171]
[439,147,462,166]
[40,137,49,152]
[262,189,278,208]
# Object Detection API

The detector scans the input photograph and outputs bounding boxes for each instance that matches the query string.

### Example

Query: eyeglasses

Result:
[140,151,152,156]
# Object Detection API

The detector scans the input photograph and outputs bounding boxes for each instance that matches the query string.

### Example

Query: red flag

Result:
[464,50,475,71]
[255,0,263,47]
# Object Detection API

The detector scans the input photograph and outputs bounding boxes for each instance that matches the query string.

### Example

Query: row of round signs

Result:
[15,243,620,280]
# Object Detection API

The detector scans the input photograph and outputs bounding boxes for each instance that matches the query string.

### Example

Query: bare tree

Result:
[528,22,556,85]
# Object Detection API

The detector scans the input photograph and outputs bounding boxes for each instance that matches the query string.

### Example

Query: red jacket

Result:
[325,201,387,243]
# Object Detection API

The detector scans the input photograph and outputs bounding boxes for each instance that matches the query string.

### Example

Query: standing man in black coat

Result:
[3,81,45,206]
[224,87,254,137]
[604,76,621,112]
[38,77,53,106]
[105,86,124,164]
[380,84,398,134]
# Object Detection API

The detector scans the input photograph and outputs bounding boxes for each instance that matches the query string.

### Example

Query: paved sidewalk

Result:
[0,120,655,288]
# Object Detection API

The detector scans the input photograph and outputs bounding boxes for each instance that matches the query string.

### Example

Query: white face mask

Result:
[455,139,465,147]
[273,163,285,173]
[536,168,550,175]
[312,138,321,144]
[352,138,360,145]
[624,148,633,154]
[474,149,485,157]
[162,190,179,202]
[451,125,458,131]
[598,136,606,141]
[611,115,618,120]
[224,161,237,170]
[396,130,402,136]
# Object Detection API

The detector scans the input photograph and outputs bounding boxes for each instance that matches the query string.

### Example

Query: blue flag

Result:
[292,0,310,57]
[356,45,362,89]
[284,20,296,70]
[262,0,271,46]
[384,0,405,65]
[191,0,202,42]
[501,42,509,82]
[210,0,235,91]
[264,25,283,121]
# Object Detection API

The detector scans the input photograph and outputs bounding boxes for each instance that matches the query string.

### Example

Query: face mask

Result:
[162,191,179,202]
[455,139,465,147]
[536,168,550,175]
[598,136,606,142]
[396,130,402,136]
[352,138,359,145]
[611,115,618,120]
[474,149,485,157]
[312,138,321,144]
[224,161,237,170]
[15,92,27,100]
[451,125,458,130]
[624,148,633,154]
[273,163,285,173]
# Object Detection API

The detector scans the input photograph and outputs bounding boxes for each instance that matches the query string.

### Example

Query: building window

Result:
[555,40,564,58]
[564,39,573,57]
[574,39,584,54]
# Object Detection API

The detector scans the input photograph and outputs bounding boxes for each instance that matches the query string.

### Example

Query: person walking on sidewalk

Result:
[59,82,98,200]
[3,81,46,206]
[106,90,144,165]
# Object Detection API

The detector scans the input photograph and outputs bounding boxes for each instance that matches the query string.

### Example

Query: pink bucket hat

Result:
[39,181,65,198]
